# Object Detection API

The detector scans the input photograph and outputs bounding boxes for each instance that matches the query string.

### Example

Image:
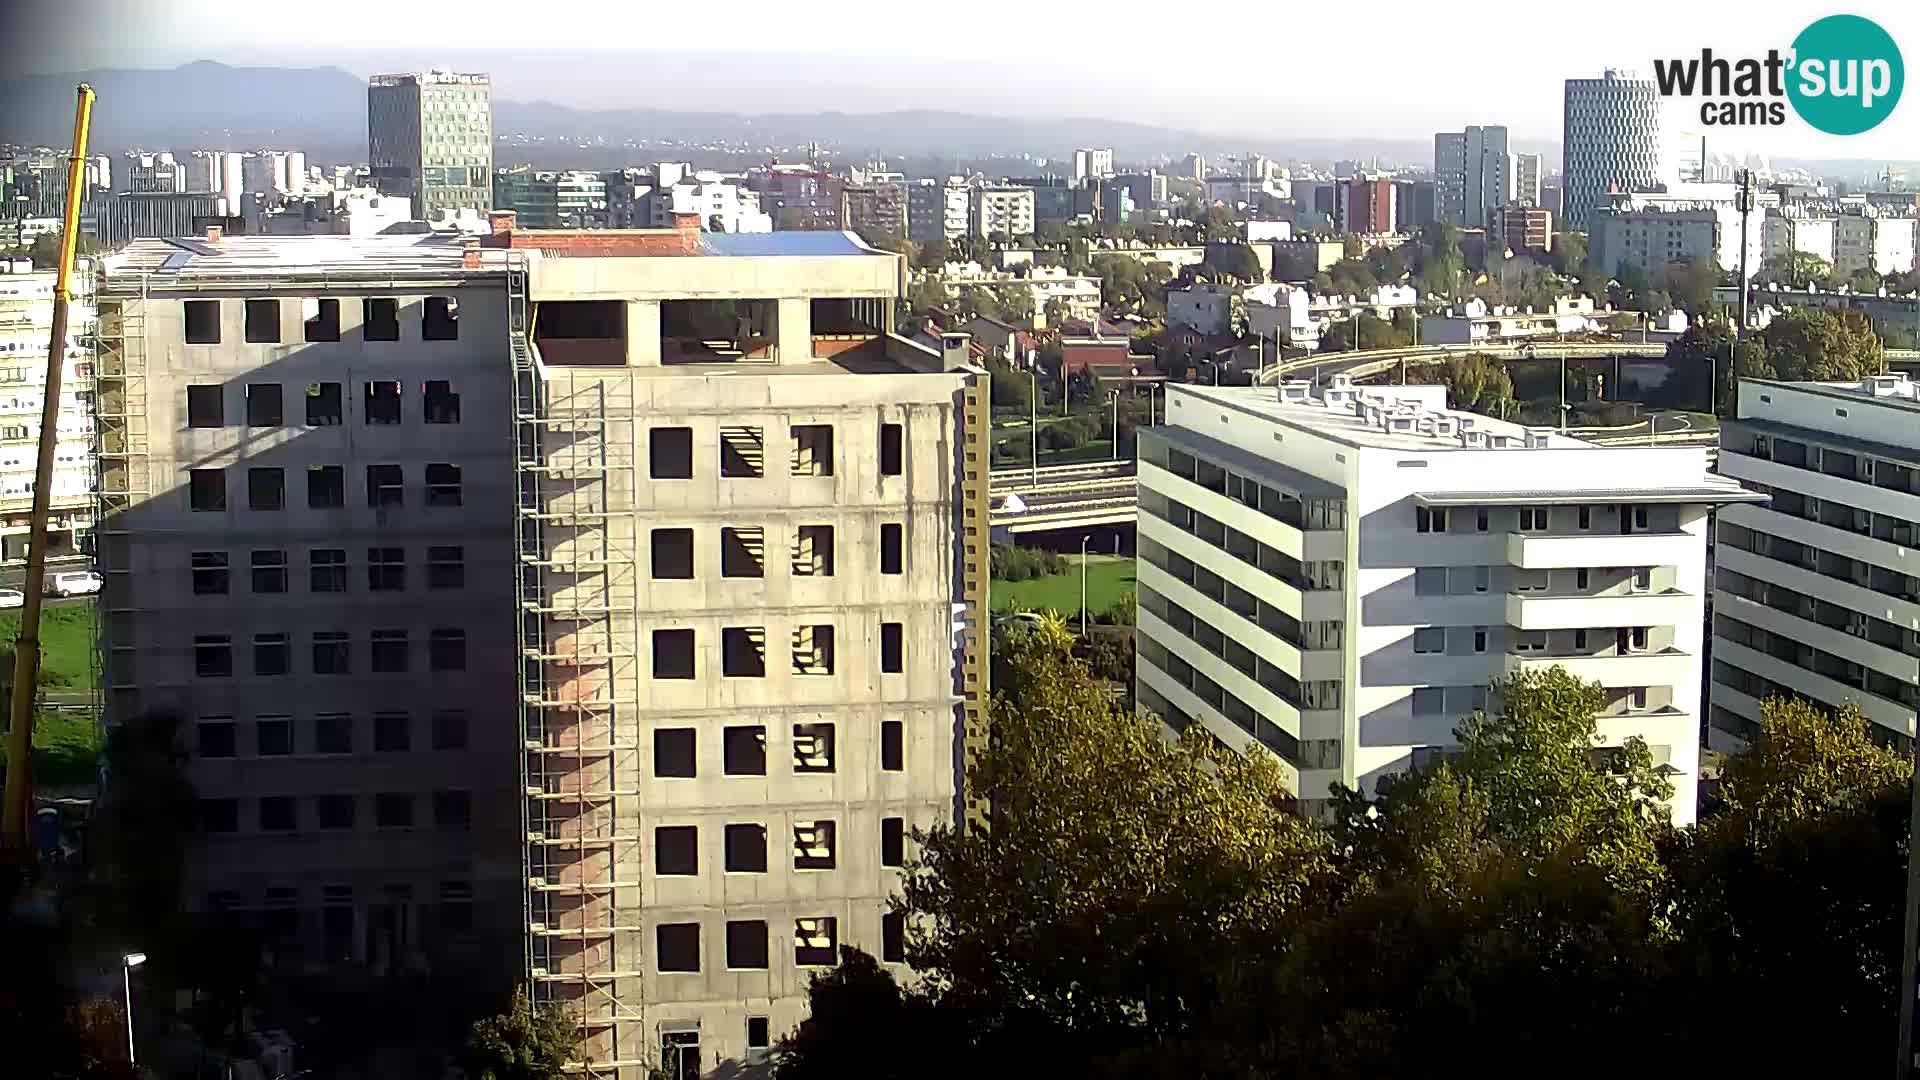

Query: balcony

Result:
[1504,648,1694,687]
[1504,589,1696,630]
[1504,530,1696,570]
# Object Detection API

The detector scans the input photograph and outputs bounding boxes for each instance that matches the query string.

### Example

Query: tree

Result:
[1416,352,1514,416]
[1550,231,1589,277]
[1657,315,1769,415]
[913,236,950,271]
[1415,222,1463,299]
[1754,250,1833,289]
[1042,296,1072,328]
[905,277,950,320]
[1202,242,1264,283]
[1318,313,1408,351]
[463,987,581,1080]
[27,230,98,270]
[1658,258,1718,314]
[1761,306,1884,383]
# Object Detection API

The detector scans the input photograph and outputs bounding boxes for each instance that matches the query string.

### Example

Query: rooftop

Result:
[1180,379,1586,453]
[1750,374,1920,410]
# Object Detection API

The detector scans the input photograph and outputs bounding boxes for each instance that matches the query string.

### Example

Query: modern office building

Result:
[1512,152,1543,208]
[93,217,991,1077]
[906,179,969,244]
[1710,375,1920,750]
[1135,376,1760,823]
[1434,125,1510,227]
[494,168,611,229]
[968,186,1036,240]
[1563,70,1664,230]
[126,152,188,194]
[1333,177,1396,235]
[368,70,494,216]
[0,260,96,562]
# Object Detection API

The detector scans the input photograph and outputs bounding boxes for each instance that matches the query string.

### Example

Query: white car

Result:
[0,589,22,609]
[49,571,102,597]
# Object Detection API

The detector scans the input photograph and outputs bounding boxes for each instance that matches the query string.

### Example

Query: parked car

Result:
[48,571,101,597]
[0,588,22,608]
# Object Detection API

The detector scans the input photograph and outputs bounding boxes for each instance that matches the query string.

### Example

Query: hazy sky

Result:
[11,0,1919,159]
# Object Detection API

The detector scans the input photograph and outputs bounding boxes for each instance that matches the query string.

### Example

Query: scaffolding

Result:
[512,256,653,1075]
[92,272,149,719]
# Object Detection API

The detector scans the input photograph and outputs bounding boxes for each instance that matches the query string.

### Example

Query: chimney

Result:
[489,209,517,237]
[205,224,223,243]
[461,237,481,270]
[671,210,702,238]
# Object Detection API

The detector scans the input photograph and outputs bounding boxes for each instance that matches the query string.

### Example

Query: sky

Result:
[7,0,1919,161]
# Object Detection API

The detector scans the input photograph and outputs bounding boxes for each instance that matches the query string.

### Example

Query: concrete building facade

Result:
[1433,125,1510,227]
[1334,177,1396,235]
[907,179,969,244]
[1136,377,1758,821]
[968,186,1036,240]
[1711,376,1920,750]
[369,71,494,216]
[1562,70,1664,231]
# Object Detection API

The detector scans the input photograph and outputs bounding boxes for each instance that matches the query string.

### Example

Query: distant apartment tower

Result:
[1433,125,1510,227]
[907,179,969,245]
[1512,152,1543,207]
[1135,378,1760,823]
[842,176,910,239]
[95,232,522,985]
[1394,180,1437,231]
[0,261,96,561]
[92,192,228,247]
[125,152,187,193]
[1072,148,1115,186]
[1710,375,1920,750]
[1333,177,1395,235]
[369,71,494,215]
[969,186,1036,240]
[1491,205,1553,256]
[1563,70,1664,230]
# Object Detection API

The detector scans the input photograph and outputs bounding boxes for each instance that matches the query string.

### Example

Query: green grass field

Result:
[0,603,100,787]
[0,603,96,692]
[992,554,1136,616]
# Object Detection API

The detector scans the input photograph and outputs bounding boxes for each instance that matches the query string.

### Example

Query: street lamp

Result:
[122,952,146,1066]
[1079,535,1092,638]
[1028,369,1040,486]
[1108,389,1120,461]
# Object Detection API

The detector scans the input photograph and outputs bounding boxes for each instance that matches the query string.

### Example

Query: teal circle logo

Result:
[1787,14,1903,135]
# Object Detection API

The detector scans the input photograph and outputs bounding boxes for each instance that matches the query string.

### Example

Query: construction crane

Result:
[2,84,95,865]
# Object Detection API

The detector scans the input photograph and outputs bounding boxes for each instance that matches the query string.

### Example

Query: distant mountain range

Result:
[0,60,1461,168]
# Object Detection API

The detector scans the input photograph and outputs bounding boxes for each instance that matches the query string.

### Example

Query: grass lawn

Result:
[992,554,1136,616]
[0,603,96,692]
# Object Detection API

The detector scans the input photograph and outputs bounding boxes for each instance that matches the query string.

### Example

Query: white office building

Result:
[1072,148,1115,185]
[1710,375,1920,751]
[968,187,1035,240]
[1562,70,1665,230]
[1135,377,1759,823]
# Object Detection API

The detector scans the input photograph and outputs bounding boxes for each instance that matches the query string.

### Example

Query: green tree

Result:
[1319,313,1408,351]
[1415,352,1515,416]
[1657,315,1770,415]
[1761,306,1884,383]
[27,230,99,270]
[463,987,581,1080]
[906,277,950,319]
[1550,231,1589,277]
[1659,258,1718,314]
[1754,251,1834,289]
[1202,242,1264,283]
[913,236,950,271]
[1042,296,1071,328]
[1416,222,1463,299]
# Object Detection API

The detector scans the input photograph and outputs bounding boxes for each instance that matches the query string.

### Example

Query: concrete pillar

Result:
[626,299,661,366]
[776,296,812,364]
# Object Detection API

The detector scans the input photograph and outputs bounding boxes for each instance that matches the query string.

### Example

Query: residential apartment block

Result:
[1135,377,1759,823]
[94,218,991,1078]
[906,179,968,245]
[1710,376,1920,750]
[0,259,96,562]
[968,186,1035,241]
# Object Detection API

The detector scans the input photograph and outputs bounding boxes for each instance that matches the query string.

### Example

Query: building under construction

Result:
[93,214,991,1077]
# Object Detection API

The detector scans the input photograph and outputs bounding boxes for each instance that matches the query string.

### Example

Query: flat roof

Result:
[699,232,875,257]
[1179,383,1585,453]
[1416,487,1764,507]
[1746,377,1920,413]
[102,234,483,289]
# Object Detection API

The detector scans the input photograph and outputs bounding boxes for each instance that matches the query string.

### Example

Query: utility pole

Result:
[1736,168,1754,340]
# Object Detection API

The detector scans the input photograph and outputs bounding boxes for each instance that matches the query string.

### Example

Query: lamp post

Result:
[1079,534,1092,638]
[1028,369,1039,485]
[1108,389,1120,461]
[122,952,146,1066]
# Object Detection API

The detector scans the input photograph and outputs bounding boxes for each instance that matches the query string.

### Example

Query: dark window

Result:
[881,622,904,673]
[793,723,835,773]
[189,469,226,511]
[422,296,459,340]
[794,917,837,966]
[186,385,224,427]
[363,298,399,341]
[371,631,408,673]
[428,546,465,589]
[432,710,468,750]
[653,629,695,679]
[374,712,410,751]
[652,528,694,579]
[196,720,236,758]
[316,795,355,830]
[722,626,766,678]
[881,720,903,771]
[432,790,471,829]
[364,381,402,424]
[429,629,466,671]
[440,881,474,931]
[247,468,284,511]
[881,523,904,574]
[720,425,764,477]
[425,463,462,506]
[310,549,347,592]
[191,551,228,594]
[881,816,905,867]
[657,923,700,973]
[314,714,352,754]
[304,298,340,342]
[748,1017,770,1052]
[312,632,350,675]
[306,381,342,425]
[374,792,413,828]
[723,726,766,775]
[721,527,765,578]
[244,299,280,343]
[651,427,694,479]
[724,823,767,872]
[368,547,405,591]
[250,550,287,592]
[882,911,905,963]
[880,423,904,475]
[727,921,769,970]
[307,464,344,508]
[256,716,292,756]
[246,383,282,426]
[184,300,220,344]
[792,624,834,676]
[194,635,232,677]
[259,796,296,832]
[424,379,460,423]
[200,798,239,833]
[655,825,698,875]
[367,464,403,506]
[791,425,834,476]
[793,525,834,576]
[654,728,696,777]
[253,633,288,676]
